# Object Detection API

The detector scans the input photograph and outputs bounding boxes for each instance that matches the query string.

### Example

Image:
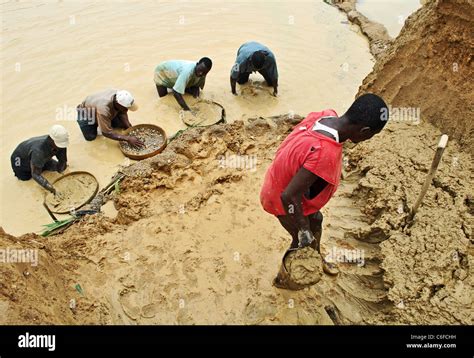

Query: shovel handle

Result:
[410,134,448,219]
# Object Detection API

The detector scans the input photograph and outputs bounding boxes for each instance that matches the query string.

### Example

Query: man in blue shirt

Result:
[154,58,212,111]
[230,41,279,96]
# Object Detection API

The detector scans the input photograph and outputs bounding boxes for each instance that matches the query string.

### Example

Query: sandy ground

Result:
[1,113,471,325]
[0,1,472,325]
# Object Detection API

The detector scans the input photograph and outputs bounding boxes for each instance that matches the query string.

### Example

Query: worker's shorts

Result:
[76,109,123,141]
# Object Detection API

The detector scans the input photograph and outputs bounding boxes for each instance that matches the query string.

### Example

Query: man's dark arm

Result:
[230,76,237,95]
[188,86,200,98]
[102,130,130,141]
[280,167,328,246]
[56,148,67,173]
[117,111,132,129]
[198,76,206,90]
[172,90,191,111]
[269,60,278,96]
[30,163,55,194]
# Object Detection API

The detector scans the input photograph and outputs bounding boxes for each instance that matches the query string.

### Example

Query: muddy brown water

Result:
[356,0,422,38]
[1,0,376,234]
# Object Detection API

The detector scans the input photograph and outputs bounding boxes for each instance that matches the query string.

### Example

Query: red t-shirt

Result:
[260,110,343,216]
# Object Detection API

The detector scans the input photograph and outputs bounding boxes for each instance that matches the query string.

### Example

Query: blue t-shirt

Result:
[230,42,278,82]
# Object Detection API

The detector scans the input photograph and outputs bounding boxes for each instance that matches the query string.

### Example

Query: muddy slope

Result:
[356,0,474,155]
[347,121,473,324]
[0,229,76,324]
[1,114,471,325]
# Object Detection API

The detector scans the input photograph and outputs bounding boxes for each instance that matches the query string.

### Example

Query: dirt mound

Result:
[346,120,472,324]
[356,0,474,155]
[0,228,75,324]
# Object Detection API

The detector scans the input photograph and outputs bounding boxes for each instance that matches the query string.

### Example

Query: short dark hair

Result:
[345,93,389,131]
[198,57,212,70]
[251,51,266,69]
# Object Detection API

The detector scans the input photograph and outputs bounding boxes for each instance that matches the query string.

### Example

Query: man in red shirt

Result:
[260,94,389,284]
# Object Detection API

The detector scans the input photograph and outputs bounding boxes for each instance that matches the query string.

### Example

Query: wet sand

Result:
[1,0,374,235]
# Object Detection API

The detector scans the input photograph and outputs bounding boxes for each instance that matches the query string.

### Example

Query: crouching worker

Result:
[260,94,389,287]
[230,41,278,96]
[154,58,212,111]
[10,125,69,194]
[76,89,144,148]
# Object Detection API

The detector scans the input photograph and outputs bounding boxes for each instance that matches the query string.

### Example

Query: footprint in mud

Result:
[314,173,390,323]
[141,302,160,319]
[182,255,200,283]
[176,308,195,325]
[243,297,278,324]
[120,290,168,321]
[240,255,252,269]
[213,257,226,280]
[118,292,141,321]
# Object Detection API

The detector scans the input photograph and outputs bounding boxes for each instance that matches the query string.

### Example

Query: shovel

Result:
[408,134,449,222]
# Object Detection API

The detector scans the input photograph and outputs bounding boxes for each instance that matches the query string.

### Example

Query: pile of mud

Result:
[346,120,473,324]
[356,0,474,155]
[0,228,76,324]
[284,247,323,287]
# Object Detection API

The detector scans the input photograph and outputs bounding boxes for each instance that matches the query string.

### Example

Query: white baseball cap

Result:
[116,90,138,111]
[49,124,69,148]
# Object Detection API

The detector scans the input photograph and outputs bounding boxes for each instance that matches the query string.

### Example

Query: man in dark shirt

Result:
[10,125,69,194]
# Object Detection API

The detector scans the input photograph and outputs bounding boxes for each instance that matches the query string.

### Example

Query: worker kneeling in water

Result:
[10,124,69,195]
[260,94,389,286]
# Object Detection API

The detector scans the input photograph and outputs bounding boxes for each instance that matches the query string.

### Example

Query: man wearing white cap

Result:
[10,125,69,194]
[77,89,144,147]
